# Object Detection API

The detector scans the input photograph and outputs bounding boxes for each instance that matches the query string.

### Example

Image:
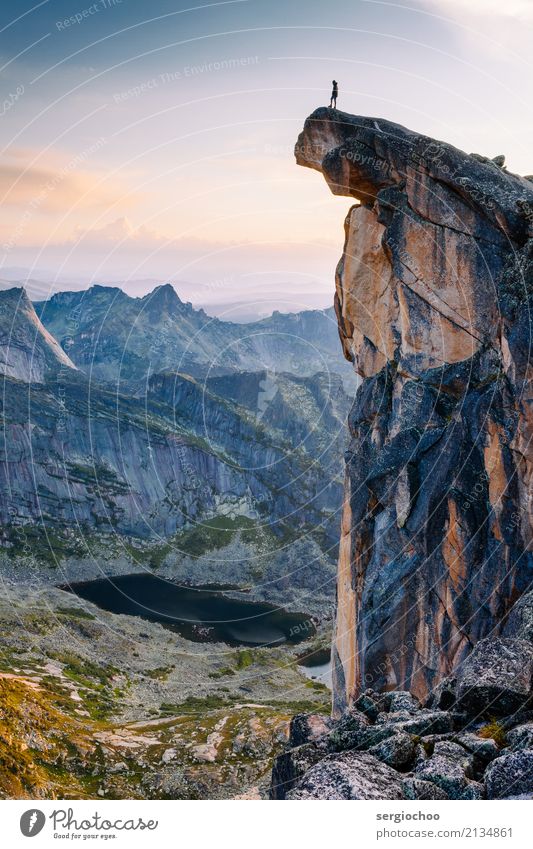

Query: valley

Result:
[0,282,347,798]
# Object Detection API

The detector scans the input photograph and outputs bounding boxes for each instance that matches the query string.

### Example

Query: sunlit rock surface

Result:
[296,107,533,709]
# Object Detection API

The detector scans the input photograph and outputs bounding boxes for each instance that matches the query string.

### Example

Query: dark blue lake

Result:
[64,573,315,647]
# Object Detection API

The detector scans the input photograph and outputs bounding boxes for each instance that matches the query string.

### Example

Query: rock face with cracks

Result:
[296,107,533,710]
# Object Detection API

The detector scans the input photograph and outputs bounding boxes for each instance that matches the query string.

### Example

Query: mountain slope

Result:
[0,365,348,541]
[0,287,76,383]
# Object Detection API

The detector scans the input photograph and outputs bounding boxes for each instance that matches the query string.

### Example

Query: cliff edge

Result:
[296,107,533,711]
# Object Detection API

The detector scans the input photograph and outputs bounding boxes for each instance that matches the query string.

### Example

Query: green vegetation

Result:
[4,525,86,565]
[208,667,236,679]
[478,719,507,748]
[144,665,174,681]
[305,679,330,693]
[173,515,256,557]
[159,694,240,715]
[56,606,96,620]
[49,652,117,688]
[236,649,254,670]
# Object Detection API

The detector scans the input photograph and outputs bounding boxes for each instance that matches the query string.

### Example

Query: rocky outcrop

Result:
[286,750,406,800]
[0,288,76,383]
[270,648,533,800]
[453,637,533,715]
[296,108,533,708]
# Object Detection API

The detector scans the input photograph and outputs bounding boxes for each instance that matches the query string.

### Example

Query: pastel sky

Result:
[1,0,532,318]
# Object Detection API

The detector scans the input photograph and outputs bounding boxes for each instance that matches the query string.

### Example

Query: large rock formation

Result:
[296,108,533,711]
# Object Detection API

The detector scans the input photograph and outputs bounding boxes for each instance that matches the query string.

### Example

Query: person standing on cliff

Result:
[330,80,338,108]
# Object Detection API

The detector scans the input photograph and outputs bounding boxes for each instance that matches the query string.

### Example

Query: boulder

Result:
[455,732,499,773]
[504,590,533,643]
[455,638,533,716]
[485,750,533,799]
[461,782,484,800]
[402,777,449,800]
[286,750,405,800]
[383,691,421,714]
[269,741,327,800]
[326,708,371,752]
[288,713,333,747]
[432,740,473,770]
[354,691,381,721]
[377,709,456,737]
[426,677,457,710]
[507,723,533,752]
[369,731,416,769]
[414,753,471,799]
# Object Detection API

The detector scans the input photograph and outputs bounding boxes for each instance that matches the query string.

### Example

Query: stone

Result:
[402,777,448,800]
[380,710,455,737]
[455,637,533,716]
[504,589,533,643]
[414,753,470,799]
[286,750,405,800]
[342,723,399,752]
[461,781,484,799]
[369,731,416,769]
[288,713,333,747]
[426,677,457,710]
[507,723,533,752]
[433,740,472,768]
[384,691,420,714]
[269,741,328,800]
[326,708,370,752]
[455,732,499,771]
[161,748,176,764]
[485,750,533,799]
[354,692,381,721]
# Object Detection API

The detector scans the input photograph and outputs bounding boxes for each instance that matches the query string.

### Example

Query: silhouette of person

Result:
[330,80,338,108]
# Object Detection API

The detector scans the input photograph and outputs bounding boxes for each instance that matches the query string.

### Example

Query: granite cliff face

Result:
[296,108,533,711]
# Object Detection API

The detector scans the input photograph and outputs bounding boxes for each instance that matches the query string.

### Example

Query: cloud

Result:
[70,217,166,246]
[429,0,533,18]
[0,149,138,214]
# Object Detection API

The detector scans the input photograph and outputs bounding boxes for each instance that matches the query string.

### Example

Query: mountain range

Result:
[33,283,354,387]
[0,284,351,578]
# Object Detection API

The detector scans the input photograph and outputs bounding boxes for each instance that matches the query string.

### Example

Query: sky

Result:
[0,0,532,318]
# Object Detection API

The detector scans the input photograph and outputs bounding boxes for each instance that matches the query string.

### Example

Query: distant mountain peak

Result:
[142,283,184,316]
[0,285,30,305]
[146,282,180,301]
